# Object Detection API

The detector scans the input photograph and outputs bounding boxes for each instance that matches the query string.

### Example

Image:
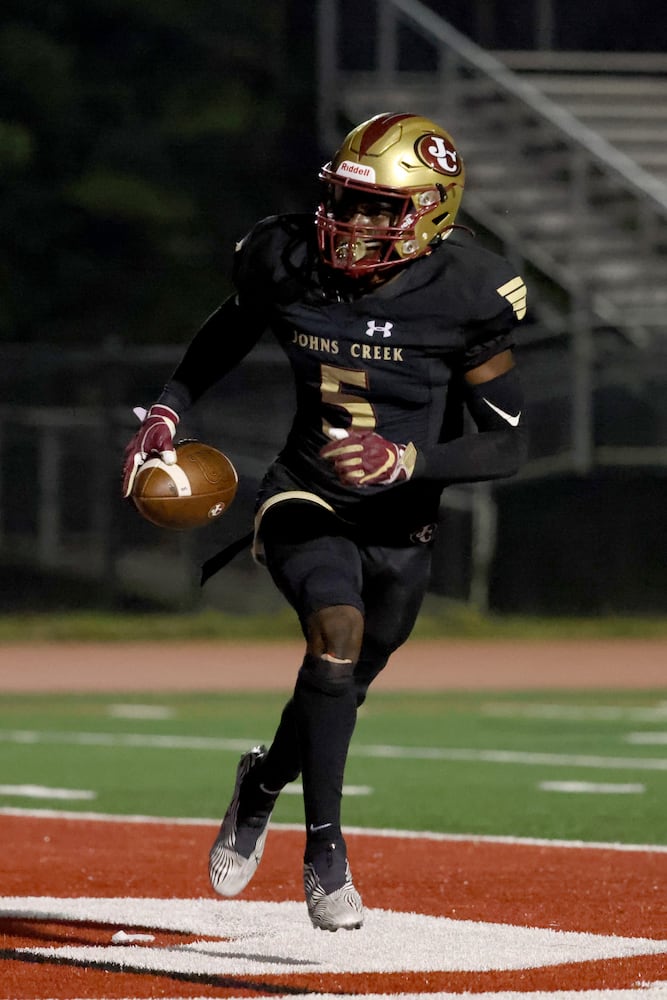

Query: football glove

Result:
[122,403,179,498]
[320,430,417,486]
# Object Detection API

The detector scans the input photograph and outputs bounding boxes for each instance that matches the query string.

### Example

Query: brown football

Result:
[131,441,238,530]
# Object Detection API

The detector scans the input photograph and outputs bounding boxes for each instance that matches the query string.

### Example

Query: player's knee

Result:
[306,604,364,662]
[298,652,356,697]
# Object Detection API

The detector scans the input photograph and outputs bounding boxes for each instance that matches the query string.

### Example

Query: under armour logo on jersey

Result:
[366,320,393,339]
[496,276,527,320]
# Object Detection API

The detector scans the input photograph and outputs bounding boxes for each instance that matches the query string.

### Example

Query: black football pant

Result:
[257,502,433,850]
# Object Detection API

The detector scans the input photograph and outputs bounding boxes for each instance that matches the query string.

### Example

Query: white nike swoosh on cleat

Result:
[481,398,522,426]
[309,822,333,833]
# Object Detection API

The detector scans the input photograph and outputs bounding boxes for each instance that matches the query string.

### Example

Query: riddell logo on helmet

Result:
[336,160,376,182]
[415,133,461,176]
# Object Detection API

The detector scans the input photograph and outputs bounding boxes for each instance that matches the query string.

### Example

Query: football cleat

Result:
[209,745,276,897]
[303,841,364,931]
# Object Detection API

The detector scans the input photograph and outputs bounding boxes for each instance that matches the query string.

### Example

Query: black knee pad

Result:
[297,653,356,698]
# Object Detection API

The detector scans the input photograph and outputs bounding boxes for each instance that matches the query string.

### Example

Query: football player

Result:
[122,112,528,931]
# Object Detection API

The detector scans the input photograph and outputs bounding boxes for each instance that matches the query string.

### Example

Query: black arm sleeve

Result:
[156,294,266,414]
[412,366,527,484]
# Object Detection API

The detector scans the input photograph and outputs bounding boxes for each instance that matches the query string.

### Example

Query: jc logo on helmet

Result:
[415,134,461,175]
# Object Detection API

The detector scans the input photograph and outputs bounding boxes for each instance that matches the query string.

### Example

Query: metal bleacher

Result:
[498,50,667,184]
[492,48,667,337]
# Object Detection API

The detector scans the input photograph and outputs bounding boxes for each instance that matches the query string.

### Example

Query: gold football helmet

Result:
[317,112,465,277]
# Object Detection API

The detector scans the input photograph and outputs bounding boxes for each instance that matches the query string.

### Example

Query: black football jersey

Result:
[231,214,525,527]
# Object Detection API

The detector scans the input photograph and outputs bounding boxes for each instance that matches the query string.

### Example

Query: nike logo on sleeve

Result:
[482,397,522,426]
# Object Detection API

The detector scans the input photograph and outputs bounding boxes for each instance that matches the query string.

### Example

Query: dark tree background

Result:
[0,0,318,345]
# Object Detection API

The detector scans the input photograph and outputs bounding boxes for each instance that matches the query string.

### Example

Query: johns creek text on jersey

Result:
[290,330,405,363]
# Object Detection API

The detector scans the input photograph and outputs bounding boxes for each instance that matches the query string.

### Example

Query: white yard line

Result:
[2,806,667,853]
[1,727,666,771]
[283,782,372,796]
[625,732,667,744]
[482,702,667,722]
[538,781,645,795]
[107,704,175,719]
[0,784,96,800]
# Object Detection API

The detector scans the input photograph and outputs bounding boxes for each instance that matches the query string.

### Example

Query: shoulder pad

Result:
[444,237,527,324]
[233,214,318,306]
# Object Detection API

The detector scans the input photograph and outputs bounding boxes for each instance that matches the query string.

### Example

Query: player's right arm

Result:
[122,216,290,497]
[157,295,266,413]
[122,293,266,497]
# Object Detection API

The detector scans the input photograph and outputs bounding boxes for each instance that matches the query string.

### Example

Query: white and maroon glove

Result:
[122,403,179,498]
[320,430,417,487]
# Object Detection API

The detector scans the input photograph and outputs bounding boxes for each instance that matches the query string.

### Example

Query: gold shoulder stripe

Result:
[496,276,527,320]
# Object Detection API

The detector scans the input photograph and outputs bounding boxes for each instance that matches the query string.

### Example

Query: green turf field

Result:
[1,689,665,845]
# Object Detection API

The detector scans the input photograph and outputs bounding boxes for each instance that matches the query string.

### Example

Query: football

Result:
[131,441,238,530]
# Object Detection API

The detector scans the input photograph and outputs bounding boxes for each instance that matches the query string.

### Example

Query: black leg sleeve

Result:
[258,697,302,790]
[293,654,358,855]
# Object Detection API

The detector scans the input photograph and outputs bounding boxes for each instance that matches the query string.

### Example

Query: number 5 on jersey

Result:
[320,363,376,437]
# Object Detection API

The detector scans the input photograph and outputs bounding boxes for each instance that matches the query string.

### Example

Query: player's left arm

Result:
[408,347,527,483]
[322,347,529,493]
[319,350,527,487]
[321,264,528,488]
[409,261,529,483]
